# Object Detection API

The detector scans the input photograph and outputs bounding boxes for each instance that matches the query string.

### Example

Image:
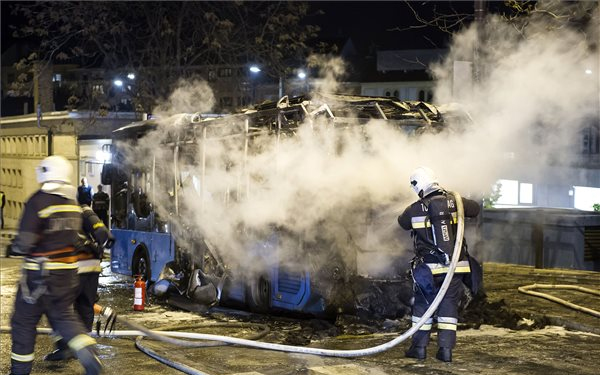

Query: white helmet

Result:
[36,155,73,184]
[409,166,438,198]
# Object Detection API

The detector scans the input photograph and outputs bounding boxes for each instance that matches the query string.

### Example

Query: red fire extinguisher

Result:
[133,275,146,311]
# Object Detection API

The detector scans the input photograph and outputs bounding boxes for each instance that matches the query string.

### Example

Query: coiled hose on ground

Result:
[517,284,600,318]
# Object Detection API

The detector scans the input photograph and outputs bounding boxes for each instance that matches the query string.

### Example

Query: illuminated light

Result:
[584,69,592,75]
[249,66,261,73]
[96,150,111,162]
[113,79,123,87]
[127,73,135,80]
[297,71,307,79]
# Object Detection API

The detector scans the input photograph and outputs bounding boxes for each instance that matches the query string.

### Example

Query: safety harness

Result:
[20,258,49,304]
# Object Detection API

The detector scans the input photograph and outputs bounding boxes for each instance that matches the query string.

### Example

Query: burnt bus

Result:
[102,93,470,317]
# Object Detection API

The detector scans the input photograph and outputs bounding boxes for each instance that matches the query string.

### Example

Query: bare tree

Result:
[8,1,319,112]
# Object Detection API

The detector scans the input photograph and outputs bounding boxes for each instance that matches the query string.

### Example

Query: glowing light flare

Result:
[127,73,135,80]
[297,70,307,79]
[249,66,261,74]
[584,69,592,75]
[96,150,111,162]
[113,79,123,87]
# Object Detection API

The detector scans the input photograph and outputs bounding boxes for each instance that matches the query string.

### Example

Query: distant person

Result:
[398,166,480,363]
[0,190,5,229]
[77,178,93,206]
[113,181,129,228]
[92,185,110,227]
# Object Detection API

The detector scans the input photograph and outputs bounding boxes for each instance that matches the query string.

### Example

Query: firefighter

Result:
[92,185,110,227]
[44,204,115,361]
[398,166,480,363]
[7,155,103,375]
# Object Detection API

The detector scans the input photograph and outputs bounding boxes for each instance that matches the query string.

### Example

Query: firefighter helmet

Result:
[36,155,73,184]
[409,166,438,198]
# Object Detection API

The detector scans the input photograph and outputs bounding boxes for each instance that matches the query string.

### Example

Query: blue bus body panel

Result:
[110,229,136,276]
[110,229,174,281]
[149,233,174,281]
[246,232,314,312]
[271,268,311,311]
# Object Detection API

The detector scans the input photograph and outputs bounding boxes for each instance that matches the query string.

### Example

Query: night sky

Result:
[309,1,476,50]
[2,1,477,55]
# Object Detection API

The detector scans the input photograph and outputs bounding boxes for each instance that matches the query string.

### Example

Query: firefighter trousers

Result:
[10,268,97,375]
[411,273,464,349]
[75,272,100,332]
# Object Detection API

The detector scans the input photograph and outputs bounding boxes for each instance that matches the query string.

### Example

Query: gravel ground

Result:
[1,252,599,375]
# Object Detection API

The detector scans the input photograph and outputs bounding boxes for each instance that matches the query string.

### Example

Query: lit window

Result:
[52,74,62,82]
[519,183,533,204]
[496,179,518,205]
[218,68,232,77]
[573,186,600,211]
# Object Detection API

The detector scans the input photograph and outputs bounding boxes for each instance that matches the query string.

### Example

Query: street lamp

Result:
[297,69,309,94]
[113,79,123,87]
[249,65,261,103]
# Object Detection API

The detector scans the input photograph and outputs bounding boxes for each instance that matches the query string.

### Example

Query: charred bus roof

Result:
[112,93,467,142]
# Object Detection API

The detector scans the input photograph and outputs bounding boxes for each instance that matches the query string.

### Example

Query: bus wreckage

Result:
[102,93,472,319]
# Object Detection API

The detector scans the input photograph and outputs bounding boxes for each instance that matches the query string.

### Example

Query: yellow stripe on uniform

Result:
[92,222,105,229]
[411,213,458,229]
[11,352,35,362]
[416,323,432,331]
[38,205,82,218]
[23,262,78,271]
[427,260,471,275]
[437,323,457,331]
[78,259,102,273]
[68,334,96,351]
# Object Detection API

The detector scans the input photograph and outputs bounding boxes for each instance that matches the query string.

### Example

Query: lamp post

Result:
[297,70,308,94]
[249,65,261,103]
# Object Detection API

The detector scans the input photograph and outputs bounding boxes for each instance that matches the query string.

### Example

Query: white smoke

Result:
[430,6,599,195]
[121,3,598,280]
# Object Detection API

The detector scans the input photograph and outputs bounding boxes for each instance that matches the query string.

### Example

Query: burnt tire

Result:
[132,249,151,282]
[245,273,271,313]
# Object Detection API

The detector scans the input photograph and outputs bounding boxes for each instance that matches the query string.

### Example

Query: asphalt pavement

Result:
[1,231,599,375]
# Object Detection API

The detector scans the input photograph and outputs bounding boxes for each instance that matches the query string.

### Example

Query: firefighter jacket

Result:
[11,183,82,268]
[77,205,112,274]
[92,191,109,212]
[398,189,480,275]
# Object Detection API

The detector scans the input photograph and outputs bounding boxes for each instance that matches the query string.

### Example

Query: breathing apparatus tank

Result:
[425,193,457,260]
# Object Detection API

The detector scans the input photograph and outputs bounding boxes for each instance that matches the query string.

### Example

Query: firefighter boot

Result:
[404,345,426,360]
[75,346,103,375]
[44,340,74,361]
[436,347,452,363]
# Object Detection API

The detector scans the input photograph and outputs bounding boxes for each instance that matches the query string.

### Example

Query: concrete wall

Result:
[475,208,600,271]
[0,132,78,228]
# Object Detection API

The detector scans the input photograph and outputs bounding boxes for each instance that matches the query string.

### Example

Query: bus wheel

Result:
[246,273,271,313]
[132,249,151,282]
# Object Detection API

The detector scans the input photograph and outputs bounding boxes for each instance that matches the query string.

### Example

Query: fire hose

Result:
[517,284,600,318]
[94,191,465,357]
[0,193,464,370]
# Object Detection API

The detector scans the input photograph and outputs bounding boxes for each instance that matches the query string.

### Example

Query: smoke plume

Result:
[120,3,598,279]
